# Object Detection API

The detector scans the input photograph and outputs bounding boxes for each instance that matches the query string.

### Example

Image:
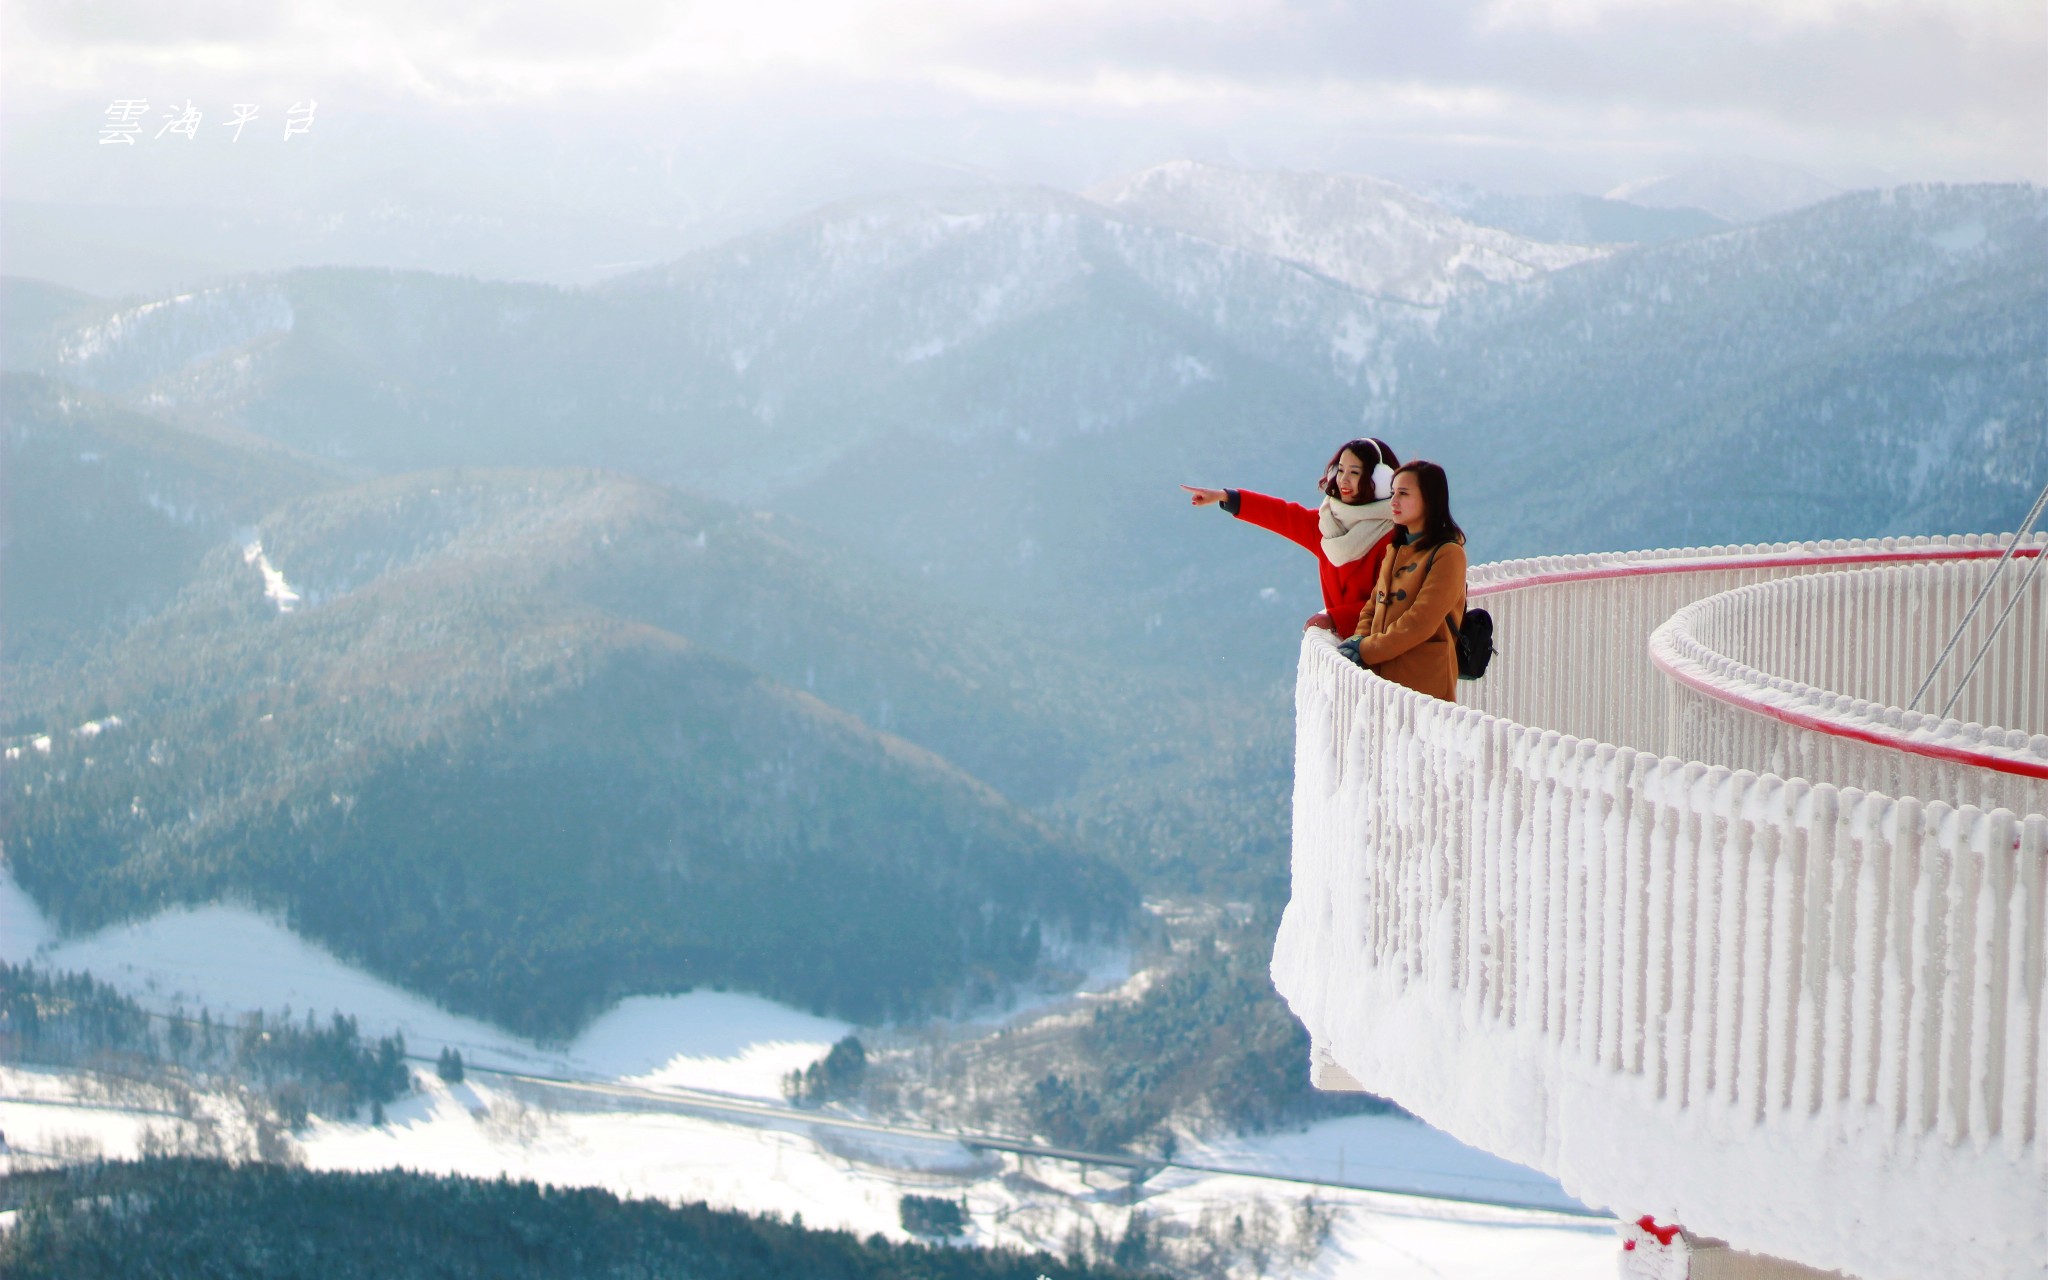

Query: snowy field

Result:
[296,1073,1613,1279]
[0,868,1616,1277]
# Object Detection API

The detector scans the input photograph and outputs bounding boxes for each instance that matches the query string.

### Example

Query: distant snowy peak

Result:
[1087,160,1605,306]
[1606,160,1846,224]
[605,181,1411,392]
[55,281,294,393]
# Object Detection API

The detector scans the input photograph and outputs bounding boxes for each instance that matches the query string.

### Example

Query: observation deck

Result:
[1271,534,2045,1280]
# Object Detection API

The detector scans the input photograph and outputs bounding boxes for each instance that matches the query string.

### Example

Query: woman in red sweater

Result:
[1181,437,1400,636]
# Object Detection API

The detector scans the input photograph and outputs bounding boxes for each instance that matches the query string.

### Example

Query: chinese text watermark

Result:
[100,100,319,144]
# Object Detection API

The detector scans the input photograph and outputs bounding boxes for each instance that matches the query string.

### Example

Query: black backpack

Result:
[1454,606,1494,680]
[1419,543,1495,681]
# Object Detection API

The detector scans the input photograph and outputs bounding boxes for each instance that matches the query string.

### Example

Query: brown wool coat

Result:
[1349,534,1468,702]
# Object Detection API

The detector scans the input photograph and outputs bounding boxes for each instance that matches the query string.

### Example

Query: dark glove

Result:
[1335,637,1362,666]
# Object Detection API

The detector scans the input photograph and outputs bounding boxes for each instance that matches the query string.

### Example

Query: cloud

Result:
[3,0,2040,190]
[1475,0,2031,36]
[16,0,294,47]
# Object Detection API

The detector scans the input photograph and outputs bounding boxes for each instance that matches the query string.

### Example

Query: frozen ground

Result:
[7,892,847,1095]
[0,871,57,961]
[0,1065,169,1164]
[0,868,1615,1276]
[0,1063,1612,1277]
[299,1074,1612,1278]
[1193,1112,1585,1213]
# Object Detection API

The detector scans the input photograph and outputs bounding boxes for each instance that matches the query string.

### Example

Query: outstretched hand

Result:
[1181,485,1227,507]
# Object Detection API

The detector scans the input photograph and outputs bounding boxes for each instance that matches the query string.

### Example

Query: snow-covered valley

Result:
[0,867,1613,1276]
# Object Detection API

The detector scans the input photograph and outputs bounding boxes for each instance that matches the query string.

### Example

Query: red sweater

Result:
[1229,489,1394,637]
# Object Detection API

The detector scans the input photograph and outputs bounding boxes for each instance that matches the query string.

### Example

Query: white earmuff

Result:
[1370,461,1394,501]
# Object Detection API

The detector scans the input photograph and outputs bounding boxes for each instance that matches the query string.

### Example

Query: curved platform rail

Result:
[1652,559,2047,820]
[1457,534,2047,771]
[1273,536,2046,1280]
[1464,533,2038,594]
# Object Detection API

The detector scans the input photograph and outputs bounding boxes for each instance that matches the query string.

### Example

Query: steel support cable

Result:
[1941,519,2048,720]
[1910,477,2048,711]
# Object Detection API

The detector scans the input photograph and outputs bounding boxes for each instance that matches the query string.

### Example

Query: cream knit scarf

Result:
[1319,494,1394,566]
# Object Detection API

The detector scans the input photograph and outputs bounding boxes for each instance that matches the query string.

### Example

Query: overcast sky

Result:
[2,1,2041,234]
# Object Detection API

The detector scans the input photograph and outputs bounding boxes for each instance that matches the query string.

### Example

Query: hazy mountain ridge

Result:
[5,177,2040,699]
[1090,161,1607,303]
[35,279,297,398]
[1573,257,2048,549]
[1379,183,2048,557]
[0,177,1498,689]
[595,184,1413,488]
[1606,159,1849,224]
[1420,187,1729,246]
[5,178,2039,701]
[757,181,2047,688]
[0,374,343,668]
[0,278,107,371]
[6,184,1420,497]
[6,270,599,473]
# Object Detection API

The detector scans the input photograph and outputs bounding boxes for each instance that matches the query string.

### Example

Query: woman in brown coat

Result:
[1338,460,1467,702]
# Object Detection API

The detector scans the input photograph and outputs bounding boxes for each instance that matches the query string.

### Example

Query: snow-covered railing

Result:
[1652,557,2048,820]
[1272,536,2046,1280]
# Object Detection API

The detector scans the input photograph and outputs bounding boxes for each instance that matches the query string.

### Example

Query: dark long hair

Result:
[1394,460,1465,550]
[1319,437,1399,501]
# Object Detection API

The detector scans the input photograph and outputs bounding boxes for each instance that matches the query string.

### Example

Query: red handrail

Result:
[1471,542,2047,782]
[1471,544,2041,599]
[1651,645,2048,781]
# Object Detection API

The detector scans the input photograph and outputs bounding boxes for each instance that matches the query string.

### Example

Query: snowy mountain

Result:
[1089,160,1605,303]
[1605,158,1846,224]
[1383,183,2048,556]
[761,181,2046,679]
[12,185,1409,497]
[595,183,1422,476]
[6,177,2041,693]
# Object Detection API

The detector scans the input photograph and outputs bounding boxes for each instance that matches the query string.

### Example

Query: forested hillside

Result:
[0,375,340,668]
[1,961,410,1125]
[1024,915,1388,1151]
[1,458,1139,1035]
[0,1159,1155,1280]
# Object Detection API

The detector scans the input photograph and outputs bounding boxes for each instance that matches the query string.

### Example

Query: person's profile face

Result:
[1389,472,1425,529]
